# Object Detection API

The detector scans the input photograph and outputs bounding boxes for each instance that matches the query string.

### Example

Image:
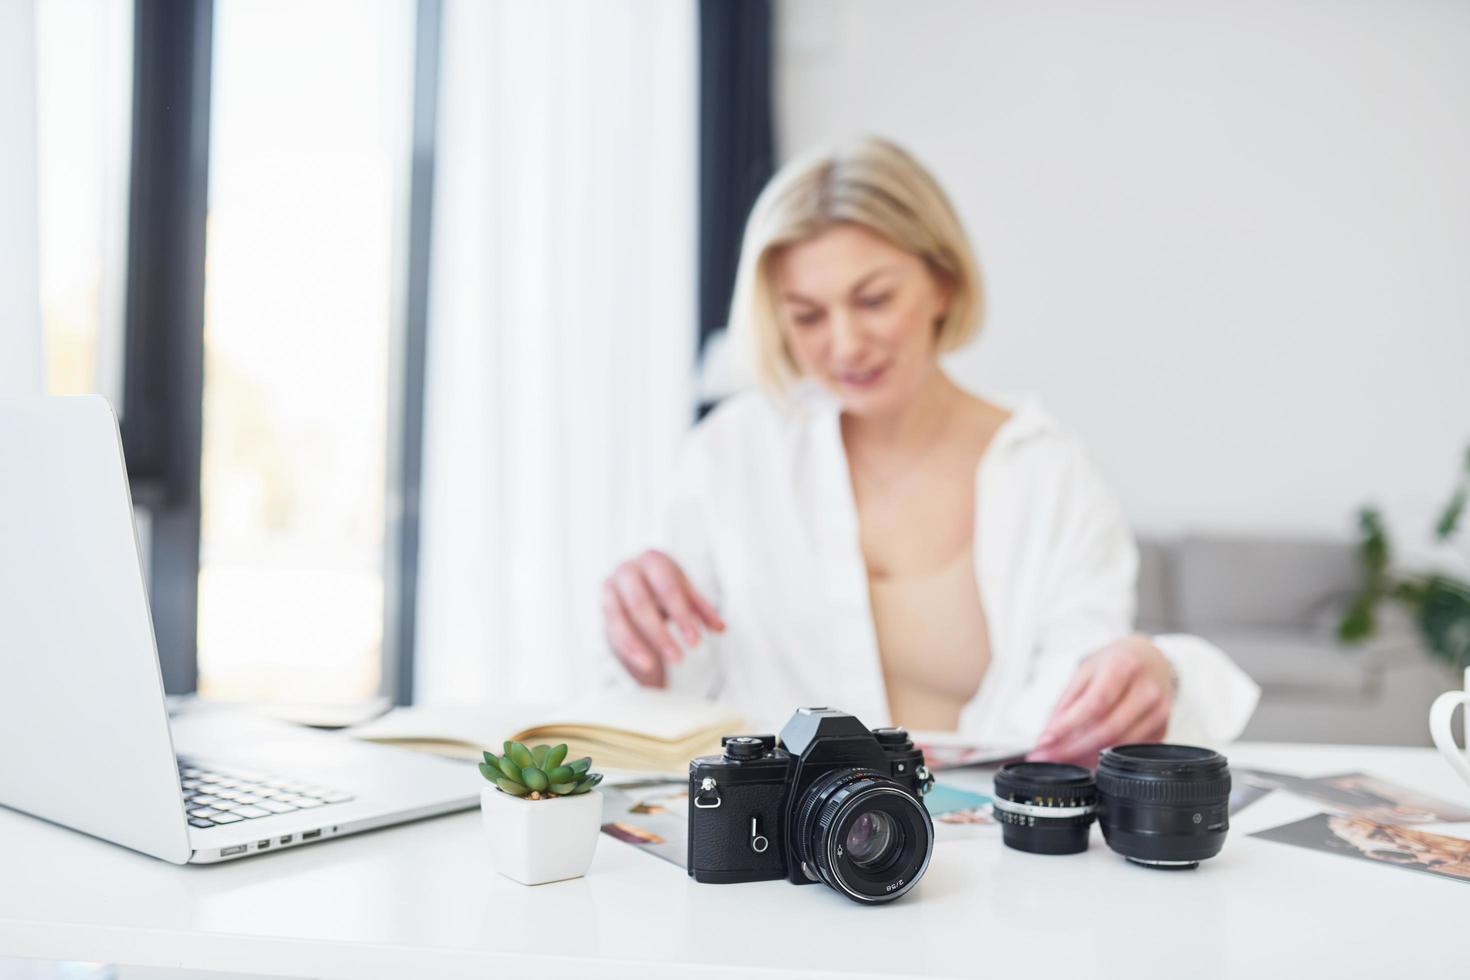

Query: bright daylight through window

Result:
[198,0,415,704]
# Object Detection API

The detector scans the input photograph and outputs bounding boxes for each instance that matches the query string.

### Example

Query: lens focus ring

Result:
[1095,770,1231,806]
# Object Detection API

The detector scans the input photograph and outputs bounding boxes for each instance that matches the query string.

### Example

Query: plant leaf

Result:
[569,756,592,776]
[531,744,551,767]
[1337,594,1375,644]
[508,741,534,769]
[545,765,574,785]
[544,744,568,770]
[478,762,499,783]
[522,766,550,791]
[574,773,603,793]
[496,778,530,797]
[1435,486,1466,541]
[497,755,522,782]
[549,782,578,795]
[1418,575,1470,671]
[1357,507,1390,580]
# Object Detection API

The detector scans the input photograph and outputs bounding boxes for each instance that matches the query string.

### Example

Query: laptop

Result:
[0,395,478,864]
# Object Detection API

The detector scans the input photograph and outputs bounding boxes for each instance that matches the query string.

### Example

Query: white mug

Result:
[1429,667,1470,790]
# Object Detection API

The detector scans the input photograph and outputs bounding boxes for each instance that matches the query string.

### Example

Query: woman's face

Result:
[771,223,952,419]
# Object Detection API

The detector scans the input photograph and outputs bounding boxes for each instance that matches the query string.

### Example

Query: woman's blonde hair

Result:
[727,136,983,390]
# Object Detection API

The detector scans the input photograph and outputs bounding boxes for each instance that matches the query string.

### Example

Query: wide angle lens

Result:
[992,762,1098,855]
[1095,743,1232,869]
[794,769,933,904]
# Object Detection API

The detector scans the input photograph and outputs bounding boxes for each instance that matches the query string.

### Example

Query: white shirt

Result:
[644,384,1261,750]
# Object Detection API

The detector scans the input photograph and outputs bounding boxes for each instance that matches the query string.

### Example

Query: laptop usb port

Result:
[279,835,293,845]
[302,829,322,840]
[257,840,270,850]
[220,845,247,857]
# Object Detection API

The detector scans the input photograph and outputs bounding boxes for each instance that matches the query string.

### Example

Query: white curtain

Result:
[0,0,42,396]
[415,0,699,702]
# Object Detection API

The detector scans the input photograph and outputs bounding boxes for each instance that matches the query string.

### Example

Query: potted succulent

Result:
[478,741,604,885]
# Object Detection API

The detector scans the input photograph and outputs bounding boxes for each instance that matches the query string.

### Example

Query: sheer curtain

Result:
[1,0,41,396]
[415,0,699,702]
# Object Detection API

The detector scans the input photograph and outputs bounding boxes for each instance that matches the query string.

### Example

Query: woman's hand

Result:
[602,549,726,688]
[1027,634,1175,768]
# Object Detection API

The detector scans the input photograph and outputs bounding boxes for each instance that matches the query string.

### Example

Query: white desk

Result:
[2,742,1466,979]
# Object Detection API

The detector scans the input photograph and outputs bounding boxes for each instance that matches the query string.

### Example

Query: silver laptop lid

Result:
[0,396,191,863]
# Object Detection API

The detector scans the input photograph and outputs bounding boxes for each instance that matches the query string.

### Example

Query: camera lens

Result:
[845,810,899,869]
[793,769,933,904]
[992,762,1097,855]
[1095,743,1231,870]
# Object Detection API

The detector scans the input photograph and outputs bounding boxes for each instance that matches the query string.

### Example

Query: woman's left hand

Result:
[1027,634,1175,768]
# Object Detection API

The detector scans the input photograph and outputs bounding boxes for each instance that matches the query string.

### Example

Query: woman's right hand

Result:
[602,549,726,687]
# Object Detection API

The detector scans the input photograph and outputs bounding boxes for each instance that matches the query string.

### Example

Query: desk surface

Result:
[2,741,1466,980]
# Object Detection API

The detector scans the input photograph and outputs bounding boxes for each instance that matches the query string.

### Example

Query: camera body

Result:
[687,707,934,903]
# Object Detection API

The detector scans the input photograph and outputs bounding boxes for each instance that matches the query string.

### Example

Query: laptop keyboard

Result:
[178,757,354,828]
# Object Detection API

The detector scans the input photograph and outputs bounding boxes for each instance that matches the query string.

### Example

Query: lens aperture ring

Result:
[991,796,1096,820]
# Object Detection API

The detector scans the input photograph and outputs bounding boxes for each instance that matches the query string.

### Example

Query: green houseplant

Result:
[479,741,605,884]
[1340,447,1470,672]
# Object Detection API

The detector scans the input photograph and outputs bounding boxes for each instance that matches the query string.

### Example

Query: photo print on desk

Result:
[1236,769,1470,825]
[1251,813,1470,884]
[600,780,689,869]
[1228,779,1271,816]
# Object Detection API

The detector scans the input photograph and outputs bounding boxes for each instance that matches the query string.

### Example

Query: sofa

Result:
[1137,535,1457,747]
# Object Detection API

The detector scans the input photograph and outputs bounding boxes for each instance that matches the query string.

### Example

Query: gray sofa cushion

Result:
[1201,628,1374,698]
[1135,538,1173,635]
[1172,536,1363,630]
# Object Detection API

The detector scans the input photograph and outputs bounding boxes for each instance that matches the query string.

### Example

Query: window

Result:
[35,0,133,401]
[197,0,416,703]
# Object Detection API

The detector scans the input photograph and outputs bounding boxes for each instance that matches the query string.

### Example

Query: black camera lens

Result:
[845,810,899,869]
[992,762,1097,855]
[1095,743,1231,870]
[793,769,933,904]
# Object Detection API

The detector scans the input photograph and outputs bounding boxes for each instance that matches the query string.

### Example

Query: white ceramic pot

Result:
[480,786,604,885]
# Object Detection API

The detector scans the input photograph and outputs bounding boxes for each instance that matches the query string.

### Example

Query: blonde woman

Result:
[601,137,1259,767]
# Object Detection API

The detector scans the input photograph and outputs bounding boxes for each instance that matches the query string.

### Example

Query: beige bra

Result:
[868,544,991,731]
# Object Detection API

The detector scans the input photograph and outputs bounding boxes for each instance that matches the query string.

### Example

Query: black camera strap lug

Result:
[694,776,722,809]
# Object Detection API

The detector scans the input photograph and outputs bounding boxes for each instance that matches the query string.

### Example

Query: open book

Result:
[347,690,745,775]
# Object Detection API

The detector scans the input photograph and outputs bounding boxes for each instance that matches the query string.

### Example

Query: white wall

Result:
[0,0,43,396]
[776,0,1470,541]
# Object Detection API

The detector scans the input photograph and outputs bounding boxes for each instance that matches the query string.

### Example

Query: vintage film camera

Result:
[687,707,935,904]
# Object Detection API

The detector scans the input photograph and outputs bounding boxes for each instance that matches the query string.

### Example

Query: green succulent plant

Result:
[478,741,602,800]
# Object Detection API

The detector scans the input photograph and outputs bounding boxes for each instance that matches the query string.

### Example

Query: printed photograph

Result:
[1228,780,1271,816]
[1237,769,1470,825]
[599,779,689,869]
[915,741,1026,772]
[1251,813,1470,884]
